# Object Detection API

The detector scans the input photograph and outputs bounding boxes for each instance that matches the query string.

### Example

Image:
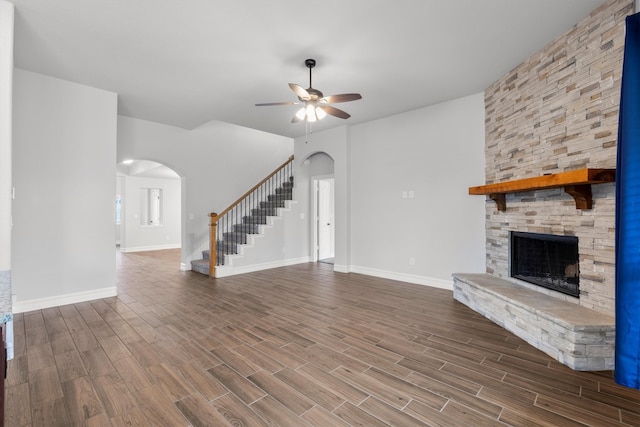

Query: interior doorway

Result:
[116,160,182,253]
[314,176,335,263]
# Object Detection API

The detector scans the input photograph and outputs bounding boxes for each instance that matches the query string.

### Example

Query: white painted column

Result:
[0,0,14,359]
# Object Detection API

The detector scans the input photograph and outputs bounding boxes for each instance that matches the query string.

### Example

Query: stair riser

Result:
[243,216,267,224]
[251,208,276,217]
[223,232,248,244]
[268,195,292,202]
[260,201,285,209]
[233,224,260,234]
[216,241,237,253]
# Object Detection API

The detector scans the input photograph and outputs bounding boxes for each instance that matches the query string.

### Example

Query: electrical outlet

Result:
[409,257,415,265]
[402,191,408,199]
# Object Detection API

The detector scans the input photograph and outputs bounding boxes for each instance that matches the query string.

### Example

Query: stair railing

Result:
[209,155,294,277]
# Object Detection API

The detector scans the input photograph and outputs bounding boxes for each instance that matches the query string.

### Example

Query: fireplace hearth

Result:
[510,232,580,297]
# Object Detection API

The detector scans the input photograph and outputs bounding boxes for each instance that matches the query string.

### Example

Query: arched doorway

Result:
[304,152,335,263]
[116,160,182,252]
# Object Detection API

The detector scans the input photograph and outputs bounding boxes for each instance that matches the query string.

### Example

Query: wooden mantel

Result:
[469,168,616,211]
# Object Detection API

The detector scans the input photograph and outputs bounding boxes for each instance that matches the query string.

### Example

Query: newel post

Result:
[209,213,218,278]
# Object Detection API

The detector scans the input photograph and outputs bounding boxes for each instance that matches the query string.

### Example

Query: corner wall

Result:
[12,69,118,311]
[484,0,634,315]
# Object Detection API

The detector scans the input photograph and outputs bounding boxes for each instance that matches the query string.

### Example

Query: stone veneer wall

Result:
[484,0,635,316]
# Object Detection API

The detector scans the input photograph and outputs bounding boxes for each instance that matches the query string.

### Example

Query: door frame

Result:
[311,174,335,262]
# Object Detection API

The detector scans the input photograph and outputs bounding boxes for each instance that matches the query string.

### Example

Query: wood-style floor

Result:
[5,249,640,426]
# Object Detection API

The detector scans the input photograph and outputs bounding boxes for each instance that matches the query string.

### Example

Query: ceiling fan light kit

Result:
[256,58,362,124]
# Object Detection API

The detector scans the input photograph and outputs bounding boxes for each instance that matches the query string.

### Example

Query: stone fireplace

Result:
[453,0,634,371]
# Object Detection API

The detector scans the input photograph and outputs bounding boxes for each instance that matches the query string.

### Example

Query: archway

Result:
[116,160,182,253]
[304,152,335,263]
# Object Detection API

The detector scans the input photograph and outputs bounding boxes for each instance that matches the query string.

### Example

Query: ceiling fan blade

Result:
[318,105,351,119]
[322,93,362,103]
[289,83,310,100]
[255,101,299,106]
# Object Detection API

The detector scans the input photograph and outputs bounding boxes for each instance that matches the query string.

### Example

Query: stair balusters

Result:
[208,156,294,277]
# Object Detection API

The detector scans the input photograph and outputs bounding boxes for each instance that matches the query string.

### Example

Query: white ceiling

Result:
[11,0,607,139]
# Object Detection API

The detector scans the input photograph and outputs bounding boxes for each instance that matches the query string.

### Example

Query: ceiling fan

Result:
[255,59,362,123]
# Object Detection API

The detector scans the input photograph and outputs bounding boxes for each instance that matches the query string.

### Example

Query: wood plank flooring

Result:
[5,249,640,426]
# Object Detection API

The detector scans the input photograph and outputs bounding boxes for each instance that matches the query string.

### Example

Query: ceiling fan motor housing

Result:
[303,88,323,101]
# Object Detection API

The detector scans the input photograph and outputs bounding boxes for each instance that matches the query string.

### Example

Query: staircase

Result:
[190,174,294,276]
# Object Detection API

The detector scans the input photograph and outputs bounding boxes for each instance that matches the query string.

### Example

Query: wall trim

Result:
[349,265,454,290]
[215,257,311,278]
[333,264,349,273]
[119,243,181,253]
[13,286,117,313]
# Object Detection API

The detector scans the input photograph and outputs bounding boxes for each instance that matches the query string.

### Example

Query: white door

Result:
[317,178,335,260]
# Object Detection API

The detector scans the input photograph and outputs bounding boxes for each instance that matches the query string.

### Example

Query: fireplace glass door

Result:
[510,231,580,297]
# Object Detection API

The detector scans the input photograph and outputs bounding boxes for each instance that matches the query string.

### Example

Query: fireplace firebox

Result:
[510,231,579,297]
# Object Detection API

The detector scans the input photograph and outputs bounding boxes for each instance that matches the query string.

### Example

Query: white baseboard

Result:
[216,256,311,278]
[349,265,454,290]
[333,264,350,273]
[216,260,453,290]
[120,244,181,253]
[13,286,117,313]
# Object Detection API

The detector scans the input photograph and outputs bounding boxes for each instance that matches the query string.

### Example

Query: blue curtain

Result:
[615,11,640,389]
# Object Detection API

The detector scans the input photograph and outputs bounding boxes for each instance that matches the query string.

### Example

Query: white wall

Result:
[12,69,117,311]
[349,93,486,287]
[295,93,486,288]
[117,116,293,268]
[119,175,181,252]
[0,0,14,359]
[0,1,12,275]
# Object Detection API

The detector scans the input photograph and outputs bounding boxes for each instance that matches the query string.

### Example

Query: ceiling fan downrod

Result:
[305,58,316,89]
